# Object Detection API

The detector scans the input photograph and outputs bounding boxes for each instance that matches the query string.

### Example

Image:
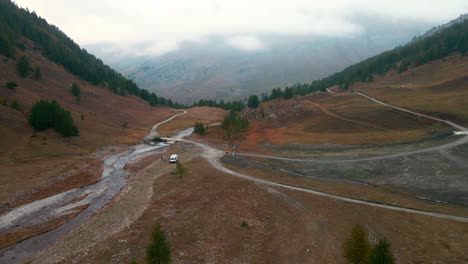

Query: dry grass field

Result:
[0,49,177,209]
[39,149,468,264]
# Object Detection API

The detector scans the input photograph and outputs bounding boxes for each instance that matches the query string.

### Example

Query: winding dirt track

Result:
[171,91,468,223]
[238,92,468,162]
[173,138,468,223]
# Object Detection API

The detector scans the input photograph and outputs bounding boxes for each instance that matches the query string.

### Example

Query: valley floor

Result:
[1,57,468,263]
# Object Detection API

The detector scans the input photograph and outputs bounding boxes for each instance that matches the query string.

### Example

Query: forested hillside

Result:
[0,0,184,108]
[262,17,468,101]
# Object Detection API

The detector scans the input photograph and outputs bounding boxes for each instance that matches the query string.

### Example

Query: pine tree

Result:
[34,67,42,80]
[247,95,260,108]
[146,224,171,264]
[194,122,206,135]
[16,56,30,77]
[28,99,79,137]
[368,239,395,264]
[343,225,371,264]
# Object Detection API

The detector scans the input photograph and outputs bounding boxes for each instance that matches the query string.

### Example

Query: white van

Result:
[169,154,178,163]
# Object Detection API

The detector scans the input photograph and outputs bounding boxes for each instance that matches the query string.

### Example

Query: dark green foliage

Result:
[368,240,395,264]
[343,225,371,264]
[283,87,294,99]
[194,122,206,135]
[175,160,186,176]
[146,224,171,264]
[28,99,79,137]
[122,122,128,128]
[221,111,249,134]
[247,95,260,108]
[10,99,20,110]
[261,19,468,101]
[0,1,184,108]
[0,27,15,57]
[240,220,248,228]
[0,96,6,106]
[192,99,245,112]
[16,56,30,77]
[6,81,17,89]
[34,66,41,80]
[71,83,80,98]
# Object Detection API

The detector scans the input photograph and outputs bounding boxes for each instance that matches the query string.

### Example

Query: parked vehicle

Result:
[169,154,178,163]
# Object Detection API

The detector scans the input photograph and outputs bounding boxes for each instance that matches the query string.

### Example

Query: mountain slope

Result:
[0,0,182,108]
[88,17,432,104]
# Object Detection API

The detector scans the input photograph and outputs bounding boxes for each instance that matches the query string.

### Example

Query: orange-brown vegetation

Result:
[54,157,468,264]
[352,55,468,126]
[0,48,177,207]
[157,106,227,136]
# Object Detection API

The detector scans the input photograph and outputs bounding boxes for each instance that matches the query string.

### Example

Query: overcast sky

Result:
[14,0,468,55]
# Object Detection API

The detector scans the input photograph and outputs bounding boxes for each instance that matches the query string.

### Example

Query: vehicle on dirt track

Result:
[169,154,178,163]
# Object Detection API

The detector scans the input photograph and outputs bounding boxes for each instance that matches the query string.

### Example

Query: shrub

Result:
[16,56,30,77]
[34,66,42,80]
[241,220,248,228]
[368,239,395,264]
[71,83,81,102]
[0,96,6,106]
[28,99,79,137]
[6,81,17,89]
[343,225,371,264]
[175,160,186,176]
[146,224,171,264]
[194,122,206,135]
[10,100,20,110]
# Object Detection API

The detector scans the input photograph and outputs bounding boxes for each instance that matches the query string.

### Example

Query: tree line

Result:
[245,17,468,106]
[0,0,184,109]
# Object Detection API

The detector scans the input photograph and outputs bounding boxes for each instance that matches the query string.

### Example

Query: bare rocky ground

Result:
[238,136,468,206]
[28,144,468,264]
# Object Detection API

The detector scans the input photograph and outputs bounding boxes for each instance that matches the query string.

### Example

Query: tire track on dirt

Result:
[175,138,468,223]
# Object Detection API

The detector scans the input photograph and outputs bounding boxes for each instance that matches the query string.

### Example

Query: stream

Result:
[0,113,191,263]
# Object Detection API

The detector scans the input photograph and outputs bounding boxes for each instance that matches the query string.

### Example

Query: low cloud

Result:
[226,35,265,51]
[15,0,468,55]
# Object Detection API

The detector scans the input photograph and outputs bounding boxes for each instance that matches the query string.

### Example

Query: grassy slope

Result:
[0,45,178,205]
[220,55,467,152]
[354,55,468,126]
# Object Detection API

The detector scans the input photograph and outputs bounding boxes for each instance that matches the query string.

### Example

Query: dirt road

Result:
[173,138,468,223]
[238,91,468,162]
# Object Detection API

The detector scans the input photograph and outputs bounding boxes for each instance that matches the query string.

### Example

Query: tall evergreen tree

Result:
[368,239,395,264]
[343,225,371,264]
[146,224,171,264]
[247,95,260,108]
[16,56,30,77]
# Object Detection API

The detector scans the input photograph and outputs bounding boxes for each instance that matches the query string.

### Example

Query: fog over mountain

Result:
[15,0,467,103]
[86,17,432,103]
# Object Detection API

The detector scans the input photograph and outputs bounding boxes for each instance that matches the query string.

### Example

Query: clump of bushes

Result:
[221,111,249,134]
[10,99,20,110]
[5,81,17,89]
[28,99,79,137]
[343,224,395,264]
[194,122,206,135]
